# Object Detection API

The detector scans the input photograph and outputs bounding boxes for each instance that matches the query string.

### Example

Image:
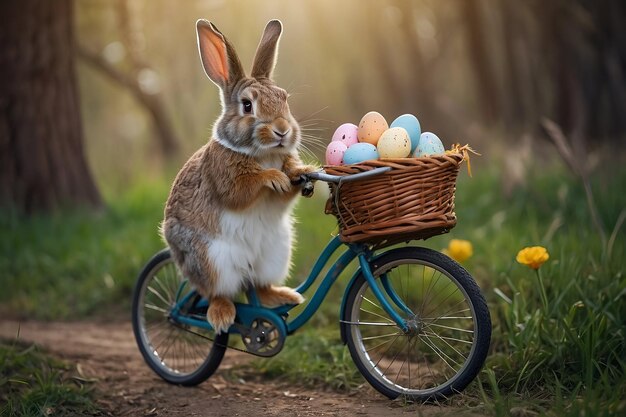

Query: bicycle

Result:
[132,167,492,402]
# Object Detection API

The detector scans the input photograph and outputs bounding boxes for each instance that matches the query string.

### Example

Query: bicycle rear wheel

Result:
[131,249,228,386]
[343,247,491,401]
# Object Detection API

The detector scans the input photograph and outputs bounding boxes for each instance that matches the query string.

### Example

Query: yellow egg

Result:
[358,111,388,145]
[377,127,411,158]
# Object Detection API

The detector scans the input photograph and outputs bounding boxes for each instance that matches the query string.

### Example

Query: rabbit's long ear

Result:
[251,20,282,79]
[196,20,244,88]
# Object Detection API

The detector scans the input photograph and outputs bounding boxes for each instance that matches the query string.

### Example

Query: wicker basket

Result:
[324,152,465,248]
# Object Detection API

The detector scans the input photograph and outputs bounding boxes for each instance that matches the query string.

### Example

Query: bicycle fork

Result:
[357,254,411,333]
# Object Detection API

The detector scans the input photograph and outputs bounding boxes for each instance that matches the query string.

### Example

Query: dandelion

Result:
[516,246,550,310]
[516,246,550,270]
[444,239,473,263]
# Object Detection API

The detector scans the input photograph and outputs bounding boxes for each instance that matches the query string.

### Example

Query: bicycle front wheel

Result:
[131,249,228,386]
[343,247,491,401]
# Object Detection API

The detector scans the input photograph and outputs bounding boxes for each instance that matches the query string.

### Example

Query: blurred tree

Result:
[78,0,179,155]
[499,0,536,131]
[462,0,500,124]
[540,0,626,144]
[0,0,102,213]
[463,0,626,143]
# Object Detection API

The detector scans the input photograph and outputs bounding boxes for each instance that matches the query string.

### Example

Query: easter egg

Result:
[331,123,359,147]
[325,141,348,165]
[377,127,412,158]
[343,143,379,165]
[414,132,445,157]
[390,114,421,153]
[357,111,388,145]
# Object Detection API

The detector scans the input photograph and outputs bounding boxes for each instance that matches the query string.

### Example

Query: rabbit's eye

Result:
[241,99,253,114]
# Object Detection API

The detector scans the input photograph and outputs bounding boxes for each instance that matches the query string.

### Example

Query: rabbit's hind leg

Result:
[162,220,216,298]
[253,223,304,307]
[257,285,304,307]
[163,220,236,333]
[206,239,251,333]
[207,296,236,334]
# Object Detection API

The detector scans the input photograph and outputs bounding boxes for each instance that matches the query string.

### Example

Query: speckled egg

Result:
[325,141,348,165]
[377,127,412,158]
[390,114,421,153]
[331,123,359,147]
[414,132,445,157]
[357,111,388,145]
[343,143,379,165]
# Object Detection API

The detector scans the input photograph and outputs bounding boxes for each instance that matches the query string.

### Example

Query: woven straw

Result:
[324,152,464,247]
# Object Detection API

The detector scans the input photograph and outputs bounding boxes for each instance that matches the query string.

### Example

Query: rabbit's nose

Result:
[272,118,291,139]
[273,129,291,138]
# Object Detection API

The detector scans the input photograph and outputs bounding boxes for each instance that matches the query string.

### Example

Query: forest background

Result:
[0,1,624,416]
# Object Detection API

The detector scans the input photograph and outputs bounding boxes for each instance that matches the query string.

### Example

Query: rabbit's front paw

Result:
[264,169,291,194]
[288,165,318,182]
[287,165,318,198]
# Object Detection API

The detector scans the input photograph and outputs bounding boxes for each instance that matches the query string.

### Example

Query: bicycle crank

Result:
[169,306,288,358]
[237,318,285,357]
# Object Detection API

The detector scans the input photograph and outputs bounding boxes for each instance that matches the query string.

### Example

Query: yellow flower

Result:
[444,239,473,262]
[516,246,550,270]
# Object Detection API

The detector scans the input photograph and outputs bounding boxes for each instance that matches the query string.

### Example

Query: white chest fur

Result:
[220,198,293,242]
[210,195,295,296]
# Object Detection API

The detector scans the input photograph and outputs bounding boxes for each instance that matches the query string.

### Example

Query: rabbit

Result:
[161,19,317,335]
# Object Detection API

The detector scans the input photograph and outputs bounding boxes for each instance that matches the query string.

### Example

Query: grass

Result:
[0,179,169,320]
[1,157,625,415]
[249,328,362,392]
[0,339,98,416]
[455,164,626,416]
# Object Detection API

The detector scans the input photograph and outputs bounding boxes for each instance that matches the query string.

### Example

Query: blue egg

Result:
[343,143,379,164]
[390,114,421,153]
[414,132,445,157]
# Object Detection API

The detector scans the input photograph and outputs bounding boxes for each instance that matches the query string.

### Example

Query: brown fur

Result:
[162,19,317,334]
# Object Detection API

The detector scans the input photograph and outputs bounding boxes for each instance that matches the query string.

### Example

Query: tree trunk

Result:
[462,0,500,124]
[0,0,102,213]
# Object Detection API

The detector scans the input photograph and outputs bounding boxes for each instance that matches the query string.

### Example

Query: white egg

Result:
[377,127,411,158]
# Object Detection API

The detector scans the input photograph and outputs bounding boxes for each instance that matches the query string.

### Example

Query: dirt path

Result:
[0,320,472,416]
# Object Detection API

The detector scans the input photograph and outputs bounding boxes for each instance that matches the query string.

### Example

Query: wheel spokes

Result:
[353,261,476,395]
[139,260,215,376]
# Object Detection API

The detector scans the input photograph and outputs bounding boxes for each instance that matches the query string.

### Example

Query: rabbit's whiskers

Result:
[298,106,329,122]
[300,135,326,150]
[298,144,318,162]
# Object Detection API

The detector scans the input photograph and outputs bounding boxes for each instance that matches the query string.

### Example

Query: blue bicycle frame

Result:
[168,166,410,336]
[169,235,410,335]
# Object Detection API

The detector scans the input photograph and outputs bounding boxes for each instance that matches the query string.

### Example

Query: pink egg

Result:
[331,123,359,147]
[325,141,348,165]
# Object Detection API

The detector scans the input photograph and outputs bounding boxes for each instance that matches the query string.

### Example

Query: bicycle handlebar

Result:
[292,166,391,198]
[301,166,392,184]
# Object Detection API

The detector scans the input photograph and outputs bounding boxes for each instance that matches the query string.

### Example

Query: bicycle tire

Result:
[343,247,491,401]
[131,249,228,386]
